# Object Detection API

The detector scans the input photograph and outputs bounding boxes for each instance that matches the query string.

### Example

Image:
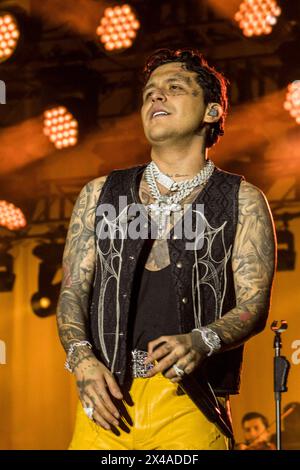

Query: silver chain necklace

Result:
[144,159,215,238]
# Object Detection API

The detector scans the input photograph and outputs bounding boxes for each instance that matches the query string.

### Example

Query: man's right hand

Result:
[74,352,124,430]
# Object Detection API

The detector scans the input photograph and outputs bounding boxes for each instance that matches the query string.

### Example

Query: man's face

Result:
[141,62,207,145]
[243,418,269,444]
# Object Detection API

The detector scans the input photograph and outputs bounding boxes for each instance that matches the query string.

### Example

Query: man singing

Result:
[57,48,276,450]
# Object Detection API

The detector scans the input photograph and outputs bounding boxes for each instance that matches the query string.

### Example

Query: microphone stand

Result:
[271,320,290,450]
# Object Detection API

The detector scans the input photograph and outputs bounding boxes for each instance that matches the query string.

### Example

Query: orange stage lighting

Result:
[0,12,20,63]
[284,81,300,125]
[43,106,78,149]
[96,4,140,52]
[234,0,281,37]
[0,200,26,231]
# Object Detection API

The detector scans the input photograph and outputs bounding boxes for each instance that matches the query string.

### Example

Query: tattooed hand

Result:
[144,333,208,383]
[74,351,123,430]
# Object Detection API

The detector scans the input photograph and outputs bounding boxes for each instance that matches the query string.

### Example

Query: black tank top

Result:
[130,183,202,351]
[129,241,179,351]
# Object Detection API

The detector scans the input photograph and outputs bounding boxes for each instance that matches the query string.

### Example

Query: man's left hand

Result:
[144,334,205,382]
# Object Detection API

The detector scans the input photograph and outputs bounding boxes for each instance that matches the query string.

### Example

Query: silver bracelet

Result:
[192,327,221,356]
[64,340,93,373]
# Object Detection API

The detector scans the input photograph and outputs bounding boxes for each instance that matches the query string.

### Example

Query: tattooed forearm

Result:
[207,180,276,349]
[56,176,107,354]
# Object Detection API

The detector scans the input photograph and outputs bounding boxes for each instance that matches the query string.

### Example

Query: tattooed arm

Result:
[206,180,276,349]
[57,176,123,430]
[57,176,106,364]
[145,180,276,382]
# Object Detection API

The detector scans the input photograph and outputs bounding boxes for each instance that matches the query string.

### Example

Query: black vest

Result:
[89,163,245,394]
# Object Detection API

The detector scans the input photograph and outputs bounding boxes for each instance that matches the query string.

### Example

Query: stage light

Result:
[40,69,100,148]
[234,0,281,37]
[284,81,300,125]
[0,248,15,292]
[276,227,296,271]
[96,3,140,52]
[31,284,61,317]
[31,242,64,317]
[43,106,78,150]
[0,200,27,231]
[0,12,20,63]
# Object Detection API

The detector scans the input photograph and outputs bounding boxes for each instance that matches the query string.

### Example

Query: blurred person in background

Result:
[236,412,275,450]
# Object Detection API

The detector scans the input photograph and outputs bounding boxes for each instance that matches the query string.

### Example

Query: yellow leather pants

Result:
[69,372,230,450]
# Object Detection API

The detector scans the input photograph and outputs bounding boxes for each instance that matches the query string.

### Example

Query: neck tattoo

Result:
[165,173,189,178]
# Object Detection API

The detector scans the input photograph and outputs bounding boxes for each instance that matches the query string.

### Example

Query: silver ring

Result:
[83,406,94,420]
[173,364,185,377]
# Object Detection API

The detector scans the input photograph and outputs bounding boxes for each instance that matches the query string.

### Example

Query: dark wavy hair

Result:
[242,412,269,430]
[142,48,229,148]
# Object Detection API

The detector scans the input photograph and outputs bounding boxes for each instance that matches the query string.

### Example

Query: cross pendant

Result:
[147,201,181,239]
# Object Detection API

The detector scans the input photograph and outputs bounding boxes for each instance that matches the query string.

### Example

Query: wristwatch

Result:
[191,327,221,356]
